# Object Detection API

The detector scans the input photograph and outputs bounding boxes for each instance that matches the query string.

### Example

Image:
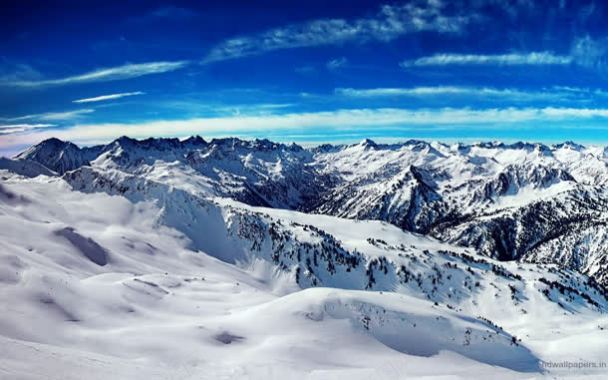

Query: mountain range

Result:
[12,136,608,285]
[2,136,608,379]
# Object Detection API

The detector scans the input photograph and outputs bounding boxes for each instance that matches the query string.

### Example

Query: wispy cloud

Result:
[337,86,491,96]
[327,57,348,71]
[294,65,316,74]
[571,35,608,69]
[3,61,189,87]
[335,86,578,102]
[203,2,475,63]
[37,109,95,121]
[0,59,43,82]
[5,109,94,122]
[214,103,294,116]
[73,91,145,104]
[0,123,55,135]
[5,106,608,151]
[401,35,608,70]
[401,52,573,67]
[148,6,197,19]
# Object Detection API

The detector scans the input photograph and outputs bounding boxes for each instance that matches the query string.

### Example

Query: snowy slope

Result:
[0,172,545,379]
[0,157,56,177]
[0,170,606,379]
[4,137,608,378]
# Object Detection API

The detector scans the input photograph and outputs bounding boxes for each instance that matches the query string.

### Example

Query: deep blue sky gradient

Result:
[2,0,608,155]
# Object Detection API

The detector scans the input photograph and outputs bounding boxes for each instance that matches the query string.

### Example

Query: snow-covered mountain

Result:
[3,136,608,379]
[14,136,608,284]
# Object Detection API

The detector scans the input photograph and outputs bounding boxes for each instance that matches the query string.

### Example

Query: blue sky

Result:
[2,0,608,155]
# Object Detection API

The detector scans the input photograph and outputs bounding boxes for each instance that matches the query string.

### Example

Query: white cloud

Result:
[540,107,608,118]
[336,86,494,96]
[400,37,608,71]
[401,52,573,67]
[0,123,55,134]
[6,109,94,122]
[214,103,294,116]
[0,60,43,82]
[39,109,95,121]
[335,86,575,101]
[327,57,348,70]
[4,61,189,87]
[4,106,608,151]
[571,36,608,68]
[73,91,145,103]
[203,2,474,63]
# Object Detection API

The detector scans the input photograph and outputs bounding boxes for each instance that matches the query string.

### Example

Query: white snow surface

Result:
[3,137,608,379]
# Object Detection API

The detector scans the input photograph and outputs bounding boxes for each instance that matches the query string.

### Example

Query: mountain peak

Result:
[40,137,69,146]
[474,141,505,149]
[15,138,87,174]
[358,138,377,148]
[21,137,77,152]
[113,135,137,146]
[182,135,207,147]
[553,140,586,151]
[16,137,79,159]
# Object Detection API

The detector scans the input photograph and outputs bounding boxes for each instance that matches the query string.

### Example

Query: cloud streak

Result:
[5,109,94,122]
[4,61,189,87]
[401,52,573,67]
[73,91,145,103]
[0,123,55,135]
[4,106,608,152]
[203,2,474,63]
[327,57,348,71]
[335,86,582,102]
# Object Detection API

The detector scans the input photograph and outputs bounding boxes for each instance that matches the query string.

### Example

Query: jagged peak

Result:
[473,141,505,149]
[140,136,181,146]
[287,142,304,152]
[14,137,89,174]
[16,138,80,160]
[358,138,377,148]
[403,139,430,147]
[553,140,586,151]
[508,141,535,150]
[208,137,302,152]
[347,139,441,152]
[110,136,137,148]
[38,137,70,146]
[209,137,257,150]
[21,137,77,152]
[251,138,281,150]
[506,141,551,153]
[182,135,207,146]
[106,136,194,152]
[310,143,338,154]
